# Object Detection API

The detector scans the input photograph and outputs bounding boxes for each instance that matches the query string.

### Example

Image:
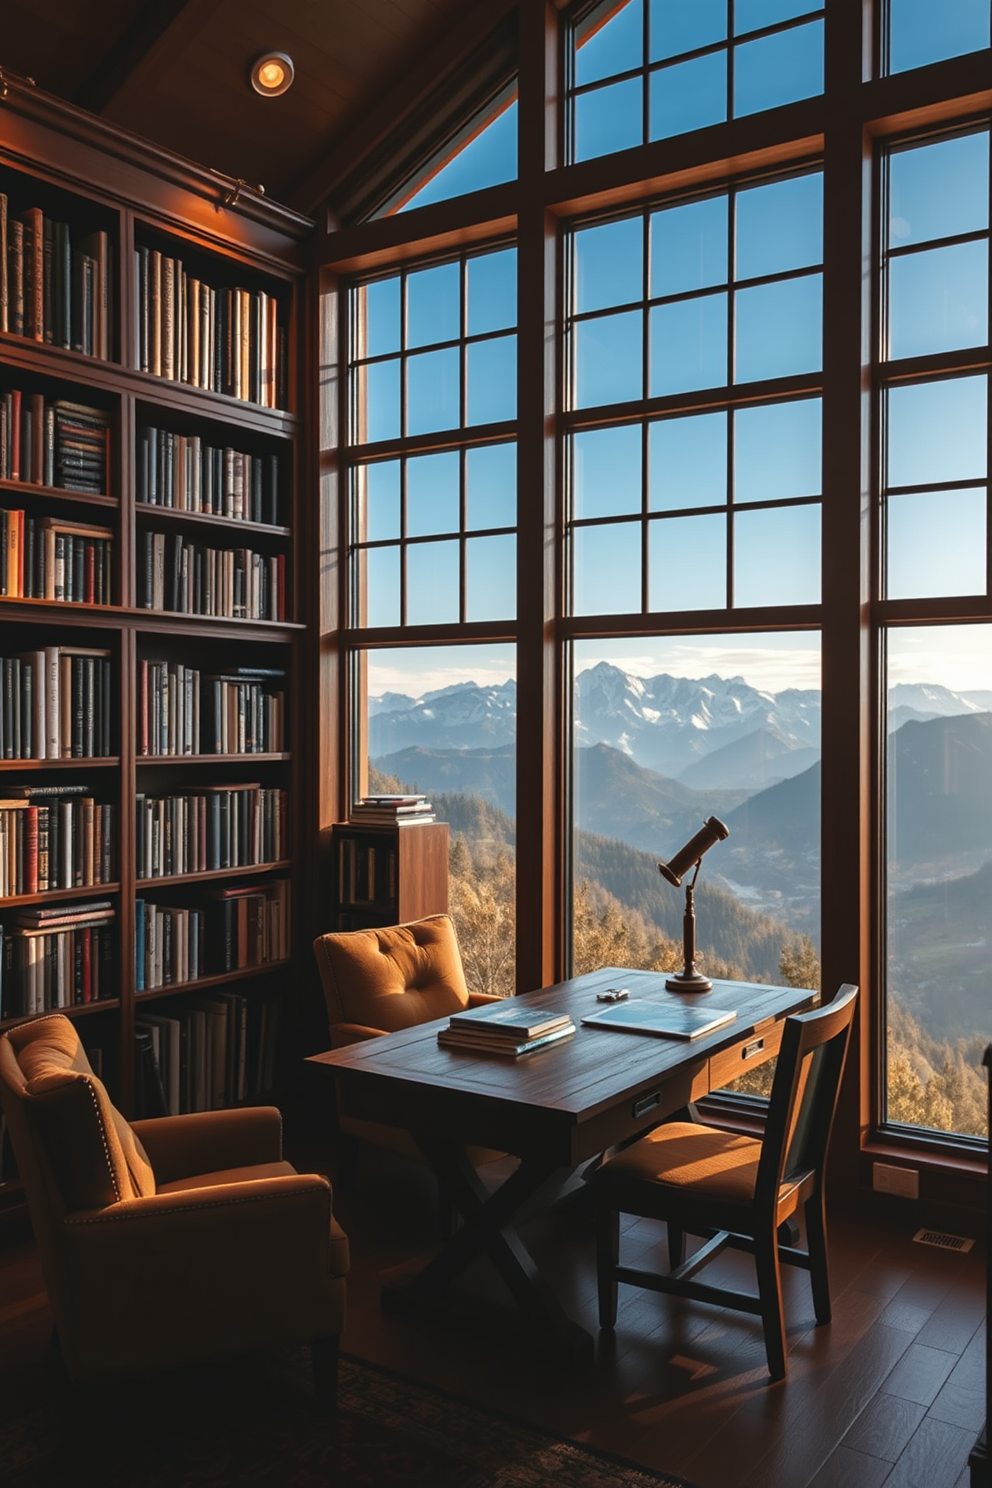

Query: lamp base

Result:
[665,972,713,994]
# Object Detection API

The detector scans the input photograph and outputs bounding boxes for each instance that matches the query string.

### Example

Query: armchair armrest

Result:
[329,1023,385,1047]
[131,1106,283,1185]
[468,993,501,1007]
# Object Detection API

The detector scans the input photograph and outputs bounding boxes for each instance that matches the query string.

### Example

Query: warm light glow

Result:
[250,51,294,97]
[259,61,284,89]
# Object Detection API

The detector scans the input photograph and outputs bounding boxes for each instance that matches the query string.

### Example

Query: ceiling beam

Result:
[75,0,223,118]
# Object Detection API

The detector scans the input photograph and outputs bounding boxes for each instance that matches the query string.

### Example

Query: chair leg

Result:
[596,1205,620,1330]
[667,1224,685,1269]
[754,1226,788,1382]
[310,1335,339,1417]
[804,1190,832,1325]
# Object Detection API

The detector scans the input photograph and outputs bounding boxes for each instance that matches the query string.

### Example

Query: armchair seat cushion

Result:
[158,1160,298,1192]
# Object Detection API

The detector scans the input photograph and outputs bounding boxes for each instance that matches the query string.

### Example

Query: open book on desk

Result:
[580,999,736,1040]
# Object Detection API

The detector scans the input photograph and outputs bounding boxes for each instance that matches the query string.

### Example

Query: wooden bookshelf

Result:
[330,821,449,931]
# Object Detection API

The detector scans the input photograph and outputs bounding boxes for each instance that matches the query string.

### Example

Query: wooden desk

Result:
[308,967,818,1360]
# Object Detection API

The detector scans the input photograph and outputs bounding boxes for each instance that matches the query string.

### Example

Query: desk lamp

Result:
[659,816,730,992]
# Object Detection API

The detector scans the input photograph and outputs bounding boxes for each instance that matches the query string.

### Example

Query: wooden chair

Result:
[593,983,858,1381]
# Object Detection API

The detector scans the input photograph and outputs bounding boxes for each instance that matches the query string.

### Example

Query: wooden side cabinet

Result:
[330,821,449,931]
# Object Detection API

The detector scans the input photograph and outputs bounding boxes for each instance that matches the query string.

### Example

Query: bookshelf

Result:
[330,821,449,931]
[0,79,314,1213]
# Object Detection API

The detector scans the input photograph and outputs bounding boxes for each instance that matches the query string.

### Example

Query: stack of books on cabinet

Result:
[0,79,310,1166]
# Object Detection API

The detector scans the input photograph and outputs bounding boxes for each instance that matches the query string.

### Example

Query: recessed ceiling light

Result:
[250,52,294,98]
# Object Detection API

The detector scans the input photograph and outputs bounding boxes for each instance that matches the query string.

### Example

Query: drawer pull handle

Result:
[742,1038,764,1061]
[633,1091,661,1118]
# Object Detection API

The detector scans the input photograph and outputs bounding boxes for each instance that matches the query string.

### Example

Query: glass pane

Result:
[887,488,986,599]
[398,102,517,213]
[885,625,992,1137]
[649,51,727,140]
[574,77,643,162]
[407,540,459,625]
[650,195,728,297]
[361,460,401,542]
[649,411,727,510]
[650,0,726,61]
[734,20,824,117]
[887,376,988,488]
[407,262,460,349]
[573,521,642,614]
[735,273,822,382]
[466,443,516,530]
[364,643,517,996]
[467,248,517,336]
[361,545,400,628]
[735,0,818,32]
[888,241,989,360]
[467,335,517,425]
[575,217,643,313]
[573,425,643,518]
[575,0,643,87]
[889,132,989,249]
[888,0,990,74]
[466,534,516,621]
[406,347,460,435]
[734,503,821,607]
[734,398,821,503]
[648,513,727,609]
[359,359,401,444]
[650,292,728,396]
[357,277,401,358]
[735,172,823,280]
[575,310,644,407]
[406,450,460,537]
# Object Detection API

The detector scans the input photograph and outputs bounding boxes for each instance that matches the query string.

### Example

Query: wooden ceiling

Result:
[0,0,501,214]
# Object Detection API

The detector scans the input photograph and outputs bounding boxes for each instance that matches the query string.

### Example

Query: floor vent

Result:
[913,1228,975,1253]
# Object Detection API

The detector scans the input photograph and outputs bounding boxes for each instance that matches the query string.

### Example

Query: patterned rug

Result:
[3,1350,698,1488]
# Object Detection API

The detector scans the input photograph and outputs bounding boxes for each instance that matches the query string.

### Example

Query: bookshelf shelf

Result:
[0,757,120,770]
[136,753,290,765]
[134,505,291,539]
[1,997,122,1032]
[134,958,291,1004]
[136,860,291,889]
[0,884,121,908]
[0,479,117,509]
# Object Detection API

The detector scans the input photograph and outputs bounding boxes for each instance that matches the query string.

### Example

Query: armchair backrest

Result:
[313,914,470,1035]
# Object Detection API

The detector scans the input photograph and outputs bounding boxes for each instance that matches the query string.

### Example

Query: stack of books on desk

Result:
[349,794,435,825]
[438,1000,576,1057]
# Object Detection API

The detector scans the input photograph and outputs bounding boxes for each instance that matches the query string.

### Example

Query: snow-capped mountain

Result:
[369,680,517,753]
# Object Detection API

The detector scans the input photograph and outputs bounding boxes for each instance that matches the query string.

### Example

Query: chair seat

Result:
[601,1121,763,1205]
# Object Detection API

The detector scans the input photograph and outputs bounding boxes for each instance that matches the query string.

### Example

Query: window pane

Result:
[407,450,460,537]
[576,0,643,87]
[576,217,644,313]
[467,335,517,425]
[575,310,644,407]
[406,347,460,434]
[468,248,517,335]
[734,20,824,116]
[573,521,642,614]
[735,273,822,382]
[885,625,992,1137]
[887,376,988,488]
[735,0,818,31]
[648,513,727,609]
[736,172,823,280]
[360,359,401,443]
[889,132,989,249]
[398,102,517,213]
[574,77,643,161]
[650,195,728,297]
[888,0,990,74]
[650,292,728,396]
[650,0,726,61]
[735,398,821,503]
[888,240,989,359]
[887,488,986,599]
[466,443,516,530]
[574,425,643,518]
[466,534,516,621]
[361,545,400,628]
[649,51,727,141]
[734,503,821,607]
[358,277,401,358]
[407,262,460,349]
[361,460,401,542]
[407,540,459,624]
[649,411,727,510]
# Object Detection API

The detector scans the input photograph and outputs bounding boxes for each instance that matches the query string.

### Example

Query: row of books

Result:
[349,793,435,825]
[2,647,112,760]
[0,393,111,493]
[337,834,397,907]
[1,510,113,603]
[135,992,280,1118]
[0,789,116,895]
[135,785,288,879]
[137,428,281,525]
[137,661,286,756]
[438,1000,577,1057]
[0,197,112,359]
[133,248,285,408]
[0,903,116,1020]
[134,879,290,990]
[139,531,286,621]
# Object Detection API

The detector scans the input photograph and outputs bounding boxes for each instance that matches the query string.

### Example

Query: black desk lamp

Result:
[659,816,730,993]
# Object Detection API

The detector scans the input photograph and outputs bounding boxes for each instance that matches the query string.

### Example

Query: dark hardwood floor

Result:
[0,1142,984,1488]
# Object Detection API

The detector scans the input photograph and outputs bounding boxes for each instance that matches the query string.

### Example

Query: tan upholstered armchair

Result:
[0,1014,348,1408]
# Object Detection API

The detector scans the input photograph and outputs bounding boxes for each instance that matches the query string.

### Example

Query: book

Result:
[580,999,738,1040]
[447,1002,573,1040]
[437,1022,577,1057]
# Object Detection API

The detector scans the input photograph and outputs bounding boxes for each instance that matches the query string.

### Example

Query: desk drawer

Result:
[708,1019,784,1089]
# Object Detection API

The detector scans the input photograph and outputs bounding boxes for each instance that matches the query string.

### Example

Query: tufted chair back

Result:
[314,914,471,1040]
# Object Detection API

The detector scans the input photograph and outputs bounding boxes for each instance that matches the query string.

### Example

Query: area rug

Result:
[2,1350,698,1488]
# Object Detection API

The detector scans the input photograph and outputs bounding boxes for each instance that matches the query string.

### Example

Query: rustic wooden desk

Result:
[308,966,818,1360]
